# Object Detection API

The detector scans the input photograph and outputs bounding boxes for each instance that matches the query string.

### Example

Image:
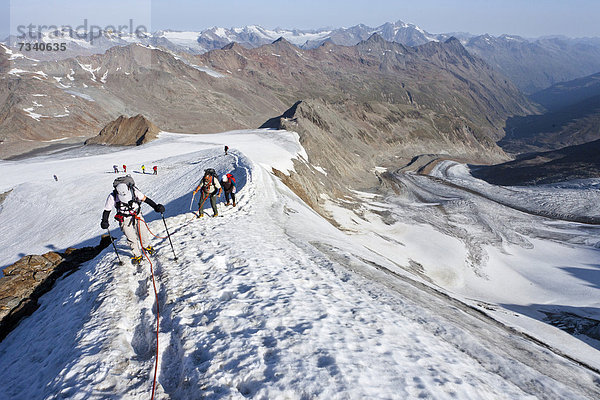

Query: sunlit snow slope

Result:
[0,131,599,399]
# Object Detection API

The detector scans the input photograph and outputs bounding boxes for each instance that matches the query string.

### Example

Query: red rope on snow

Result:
[136,215,160,400]
[139,216,168,240]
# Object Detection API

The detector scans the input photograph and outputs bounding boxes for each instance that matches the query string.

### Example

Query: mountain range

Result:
[3,19,600,189]
[0,35,534,169]
[4,20,600,94]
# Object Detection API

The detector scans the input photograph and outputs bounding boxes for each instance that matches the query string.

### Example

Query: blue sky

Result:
[2,0,599,39]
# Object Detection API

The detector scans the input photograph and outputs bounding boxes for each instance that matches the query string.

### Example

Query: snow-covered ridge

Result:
[0,130,598,399]
[0,130,304,265]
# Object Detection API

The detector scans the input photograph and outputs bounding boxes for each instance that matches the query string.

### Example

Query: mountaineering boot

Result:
[225,202,231,206]
[198,213,204,218]
[213,212,219,217]
[232,201,236,207]
[131,255,143,265]
[144,246,155,256]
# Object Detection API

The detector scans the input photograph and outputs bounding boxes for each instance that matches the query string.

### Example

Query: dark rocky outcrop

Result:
[500,72,600,155]
[530,72,600,112]
[471,139,600,186]
[500,96,600,155]
[0,235,112,342]
[85,114,160,146]
[260,100,302,129]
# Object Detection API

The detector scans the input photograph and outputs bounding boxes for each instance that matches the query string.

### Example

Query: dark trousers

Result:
[225,191,236,204]
[199,192,218,215]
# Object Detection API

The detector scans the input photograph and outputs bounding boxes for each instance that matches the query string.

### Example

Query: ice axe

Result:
[189,191,196,211]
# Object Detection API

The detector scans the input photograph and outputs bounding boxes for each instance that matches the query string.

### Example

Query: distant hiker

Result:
[141,165,146,174]
[224,145,229,155]
[153,165,157,175]
[193,168,222,217]
[221,173,236,207]
[113,165,119,173]
[53,174,58,182]
[100,175,165,265]
[123,164,127,173]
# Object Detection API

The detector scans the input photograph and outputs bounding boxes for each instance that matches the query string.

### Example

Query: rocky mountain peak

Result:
[443,36,472,55]
[221,42,243,51]
[268,37,299,53]
[272,36,290,45]
[414,36,474,62]
[444,36,461,45]
[364,33,386,44]
[318,38,336,49]
[355,33,401,53]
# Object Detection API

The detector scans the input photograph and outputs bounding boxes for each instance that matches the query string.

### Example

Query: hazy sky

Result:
[2,0,599,39]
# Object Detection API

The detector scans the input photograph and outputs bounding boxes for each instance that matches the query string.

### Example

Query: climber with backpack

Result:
[100,175,165,265]
[220,173,236,207]
[193,168,222,217]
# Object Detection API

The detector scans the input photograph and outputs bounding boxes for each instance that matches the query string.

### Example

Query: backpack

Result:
[112,175,140,215]
[113,174,136,190]
[201,168,219,194]
[204,168,218,179]
[226,173,236,184]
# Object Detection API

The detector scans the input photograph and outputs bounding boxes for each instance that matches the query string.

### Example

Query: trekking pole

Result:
[161,213,178,261]
[106,228,123,265]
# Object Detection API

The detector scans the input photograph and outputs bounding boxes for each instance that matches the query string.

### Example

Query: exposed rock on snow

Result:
[472,138,600,186]
[0,235,112,341]
[85,114,160,146]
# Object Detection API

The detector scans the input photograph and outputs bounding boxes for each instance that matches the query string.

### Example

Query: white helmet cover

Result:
[116,183,132,203]
[222,174,228,182]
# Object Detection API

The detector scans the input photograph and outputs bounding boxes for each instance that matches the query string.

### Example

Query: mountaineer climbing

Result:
[193,168,222,217]
[100,175,165,265]
[221,173,236,207]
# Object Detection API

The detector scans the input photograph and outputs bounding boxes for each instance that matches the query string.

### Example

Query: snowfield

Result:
[0,131,599,399]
